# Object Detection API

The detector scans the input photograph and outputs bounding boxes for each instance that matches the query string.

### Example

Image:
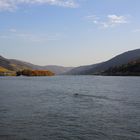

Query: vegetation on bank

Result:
[0,71,16,76]
[0,67,16,76]
[0,56,55,76]
[16,70,55,76]
[0,69,55,76]
[102,59,140,76]
[0,66,9,72]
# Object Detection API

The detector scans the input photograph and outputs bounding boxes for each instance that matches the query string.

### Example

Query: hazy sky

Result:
[0,0,140,66]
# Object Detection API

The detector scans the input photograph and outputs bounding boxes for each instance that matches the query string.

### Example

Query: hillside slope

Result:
[10,59,73,75]
[102,59,140,76]
[66,49,140,75]
[0,56,73,75]
[0,56,15,71]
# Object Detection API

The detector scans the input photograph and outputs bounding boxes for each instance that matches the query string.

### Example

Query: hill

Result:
[1,49,140,76]
[0,56,73,75]
[102,59,140,76]
[10,59,73,74]
[66,49,140,75]
[65,64,99,75]
[0,56,16,71]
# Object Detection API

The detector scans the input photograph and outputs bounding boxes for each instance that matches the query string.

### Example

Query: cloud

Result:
[86,14,128,28]
[107,15,127,24]
[0,0,78,11]
[0,1,15,11]
[106,15,128,27]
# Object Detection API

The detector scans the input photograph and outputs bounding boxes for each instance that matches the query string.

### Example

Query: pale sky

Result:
[0,0,140,66]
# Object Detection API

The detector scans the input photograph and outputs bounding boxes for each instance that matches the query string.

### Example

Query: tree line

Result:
[102,59,140,76]
[16,69,55,76]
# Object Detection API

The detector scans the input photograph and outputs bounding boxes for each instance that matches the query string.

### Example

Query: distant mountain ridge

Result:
[1,49,140,75]
[66,49,140,75]
[0,56,73,75]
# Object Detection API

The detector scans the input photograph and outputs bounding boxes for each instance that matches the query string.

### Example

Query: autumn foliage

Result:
[17,69,55,76]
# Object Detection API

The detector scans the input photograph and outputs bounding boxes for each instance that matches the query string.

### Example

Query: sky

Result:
[0,0,140,66]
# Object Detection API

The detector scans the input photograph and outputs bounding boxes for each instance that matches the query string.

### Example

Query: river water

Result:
[0,76,140,140]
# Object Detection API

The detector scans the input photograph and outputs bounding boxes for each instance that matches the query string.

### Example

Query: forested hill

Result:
[66,49,140,75]
[102,59,140,76]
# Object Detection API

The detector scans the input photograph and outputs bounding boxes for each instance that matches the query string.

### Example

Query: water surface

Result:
[0,76,140,140]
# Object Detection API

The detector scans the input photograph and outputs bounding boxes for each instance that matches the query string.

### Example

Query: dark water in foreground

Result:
[0,76,140,140]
